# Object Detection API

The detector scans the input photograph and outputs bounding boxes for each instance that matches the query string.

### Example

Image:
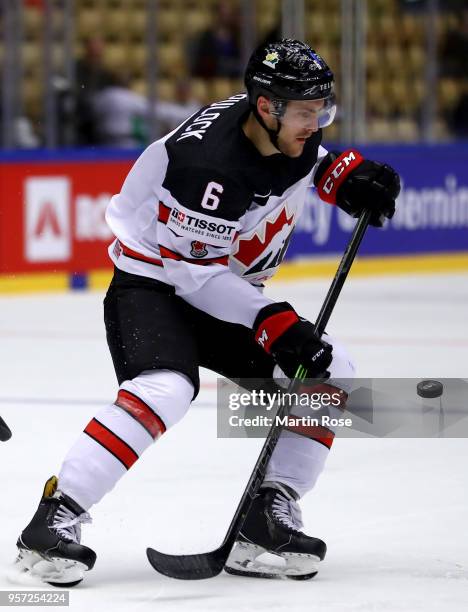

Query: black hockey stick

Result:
[0,415,12,441]
[147,208,372,579]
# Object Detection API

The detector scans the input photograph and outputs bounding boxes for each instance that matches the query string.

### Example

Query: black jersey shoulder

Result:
[165,93,252,171]
[163,94,255,222]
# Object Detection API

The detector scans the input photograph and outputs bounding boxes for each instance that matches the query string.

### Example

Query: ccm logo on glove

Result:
[314,149,401,228]
[315,150,364,204]
[311,347,326,362]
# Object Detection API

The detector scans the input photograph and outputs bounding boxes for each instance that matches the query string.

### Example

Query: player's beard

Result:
[278,131,309,157]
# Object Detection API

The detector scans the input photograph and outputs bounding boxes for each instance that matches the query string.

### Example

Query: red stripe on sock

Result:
[84,419,139,469]
[285,420,335,449]
[116,390,166,440]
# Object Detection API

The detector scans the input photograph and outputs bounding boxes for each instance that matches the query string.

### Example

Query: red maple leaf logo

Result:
[234,207,294,267]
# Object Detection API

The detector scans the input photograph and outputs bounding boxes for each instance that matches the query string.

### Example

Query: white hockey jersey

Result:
[106,93,328,328]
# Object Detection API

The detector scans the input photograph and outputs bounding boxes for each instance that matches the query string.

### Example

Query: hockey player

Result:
[15,39,400,584]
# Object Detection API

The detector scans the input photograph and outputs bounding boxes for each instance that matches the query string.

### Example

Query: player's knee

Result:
[120,369,194,430]
[325,335,355,393]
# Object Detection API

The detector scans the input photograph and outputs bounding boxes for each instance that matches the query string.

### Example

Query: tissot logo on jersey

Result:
[170,208,236,235]
[167,205,239,247]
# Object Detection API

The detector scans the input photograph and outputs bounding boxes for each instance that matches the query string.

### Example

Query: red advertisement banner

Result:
[0,160,133,273]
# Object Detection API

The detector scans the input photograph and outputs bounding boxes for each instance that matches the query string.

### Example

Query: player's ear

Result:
[257,95,271,119]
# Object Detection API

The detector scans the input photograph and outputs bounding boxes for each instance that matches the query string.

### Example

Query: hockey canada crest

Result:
[263,52,279,69]
[190,240,208,258]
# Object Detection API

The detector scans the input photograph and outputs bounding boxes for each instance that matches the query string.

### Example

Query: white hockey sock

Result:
[265,391,346,498]
[267,332,355,498]
[264,431,332,499]
[58,370,193,510]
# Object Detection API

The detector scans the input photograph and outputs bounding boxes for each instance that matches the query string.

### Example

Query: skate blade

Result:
[224,542,320,580]
[8,548,87,588]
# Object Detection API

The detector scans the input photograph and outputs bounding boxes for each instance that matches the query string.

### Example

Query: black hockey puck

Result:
[0,416,12,442]
[417,380,444,399]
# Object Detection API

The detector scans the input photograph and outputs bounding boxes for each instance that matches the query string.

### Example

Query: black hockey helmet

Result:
[245,38,336,129]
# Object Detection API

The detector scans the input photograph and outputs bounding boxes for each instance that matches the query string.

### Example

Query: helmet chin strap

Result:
[253,107,284,153]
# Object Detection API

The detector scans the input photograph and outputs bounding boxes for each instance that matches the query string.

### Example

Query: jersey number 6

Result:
[201,181,224,210]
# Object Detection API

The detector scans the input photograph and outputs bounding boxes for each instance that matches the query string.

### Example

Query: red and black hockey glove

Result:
[253,302,333,379]
[314,149,401,227]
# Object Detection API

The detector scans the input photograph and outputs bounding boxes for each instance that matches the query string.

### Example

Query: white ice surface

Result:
[0,273,467,611]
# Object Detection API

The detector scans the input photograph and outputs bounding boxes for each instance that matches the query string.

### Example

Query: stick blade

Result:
[146,545,229,580]
[0,416,12,442]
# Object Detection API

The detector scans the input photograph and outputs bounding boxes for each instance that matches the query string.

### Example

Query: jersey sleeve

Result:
[310,145,329,186]
[158,165,274,327]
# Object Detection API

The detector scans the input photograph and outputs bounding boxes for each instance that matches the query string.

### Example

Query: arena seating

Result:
[5,0,464,143]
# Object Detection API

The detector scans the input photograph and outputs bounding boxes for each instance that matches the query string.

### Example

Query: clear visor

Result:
[270,94,337,130]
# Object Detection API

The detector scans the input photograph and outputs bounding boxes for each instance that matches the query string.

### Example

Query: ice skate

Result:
[224,482,326,580]
[14,476,96,587]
